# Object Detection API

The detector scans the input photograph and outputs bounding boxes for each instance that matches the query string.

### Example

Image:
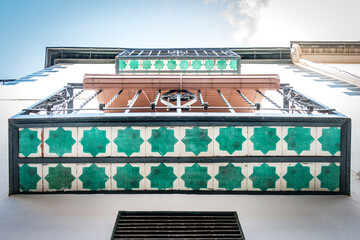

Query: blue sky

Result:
[1,0,359,79]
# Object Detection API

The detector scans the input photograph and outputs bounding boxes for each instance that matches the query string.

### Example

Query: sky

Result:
[0,0,359,79]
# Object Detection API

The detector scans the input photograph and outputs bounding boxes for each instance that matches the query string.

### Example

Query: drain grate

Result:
[111,211,245,239]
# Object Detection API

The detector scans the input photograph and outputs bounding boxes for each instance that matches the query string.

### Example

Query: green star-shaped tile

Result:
[19,164,41,192]
[181,127,212,156]
[317,163,340,191]
[215,163,245,190]
[215,127,246,154]
[19,128,41,157]
[113,164,144,190]
[318,128,340,155]
[118,60,127,70]
[284,127,314,155]
[191,60,202,70]
[204,60,214,70]
[129,60,139,70]
[45,127,76,157]
[79,164,109,191]
[167,60,177,70]
[181,163,211,190]
[229,60,238,70]
[249,163,280,191]
[114,127,144,156]
[154,60,164,70]
[179,60,189,70]
[217,60,227,70]
[45,164,75,190]
[250,127,280,154]
[147,163,177,190]
[80,127,110,157]
[142,60,152,70]
[283,163,314,191]
[147,127,178,156]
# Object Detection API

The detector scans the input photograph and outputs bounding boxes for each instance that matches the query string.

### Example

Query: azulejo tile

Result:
[179,163,214,190]
[214,126,248,156]
[78,127,111,157]
[19,164,43,192]
[213,163,247,191]
[111,163,145,190]
[112,127,146,157]
[316,127,341,156]
[43,163,77,191]
[281,163,315,191]
[315,162,340,192]
[146,127,179,157]
[76,163,111,191]
[248,126,282,156]
[282,127,316,156]
[179,127,214,157]
[18,128,42,158]
[247,163,282,191]
[44,127,77,157]
[145,163,179,190]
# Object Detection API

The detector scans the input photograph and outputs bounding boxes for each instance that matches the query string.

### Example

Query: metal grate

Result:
[111,211,245,239]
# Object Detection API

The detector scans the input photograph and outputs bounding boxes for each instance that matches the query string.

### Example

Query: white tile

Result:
[213,163,247,191]
[19,164,43,192]
[112,126,146,157]
[179,163,214,190]
[281,162,315,191]
[248,126,282,156]
[144,163,180,190]
[247,162,282,191]
[78,127,111,157]
[214,126,248,156]
[43,163,77,191]
[282,127,317,156]
[316,127,341,156]
[111,163,145,190]
[179,127,214,157]
[315,162,340,192]
[44,127,78,157]
[76,163,111,191]
[18,128,43,158]
[145,127,180,157]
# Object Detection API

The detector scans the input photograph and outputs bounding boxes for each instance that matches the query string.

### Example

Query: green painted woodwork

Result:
[45,164,75,190]
[284,127,314,155]
[283,163,314,191]
[249,163,280,191]
[45,127,76,157]
[215,163,245,190]
[147,163,177,190]
[229,60,238,70]
[142,60,152,70]
[129,60,139,70]
[79,164,109,191]
[215,127,246,154]
[181,127,212,156]
[113,127,144,156]
[19,128,41,157]
[118,60,127,70]
[154,60,165,70]
[167,60,177,70]
[179,60,189,70]
[318,128,341,155]
[204,60,215,70]
[181,163,211,190]
[317,163,340,191]
[113,164,144,190]
[147,127,178,156]
[250,127,280,154]
[19,164,41,192]
[80,127,110,157]
[191,60,202,70]
[217,60,227,70]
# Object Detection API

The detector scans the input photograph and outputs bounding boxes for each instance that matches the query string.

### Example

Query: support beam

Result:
[125,90,141,114]
[217,90,235,113]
